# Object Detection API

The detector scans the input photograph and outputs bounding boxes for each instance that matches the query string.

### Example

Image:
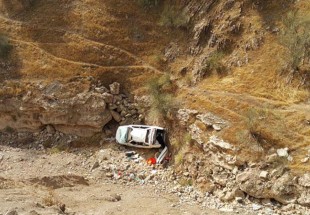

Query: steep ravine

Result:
[0,0,309,214]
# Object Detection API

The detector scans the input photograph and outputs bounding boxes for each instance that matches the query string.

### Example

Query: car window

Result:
[145,129,150,142]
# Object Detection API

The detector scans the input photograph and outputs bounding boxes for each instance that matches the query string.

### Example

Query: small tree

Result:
[136,0,161,8]
[159,5,188,29]
[146,74,176,124]
[0,34,12,59]
[280,11,310,72]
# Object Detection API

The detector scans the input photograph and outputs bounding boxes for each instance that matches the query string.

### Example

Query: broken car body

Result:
[116,125,166,148]
[115,125,168,164]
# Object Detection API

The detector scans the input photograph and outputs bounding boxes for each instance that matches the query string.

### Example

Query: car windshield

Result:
[116,126,129,144]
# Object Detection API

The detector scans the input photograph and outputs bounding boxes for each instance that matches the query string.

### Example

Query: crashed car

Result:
[116,125,166,148]
[115,125,168,164]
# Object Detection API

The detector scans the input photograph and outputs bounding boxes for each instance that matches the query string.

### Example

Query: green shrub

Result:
[4,126,15,133]
[47,140,69,153]
[280,10,310,71]
[201,51,226,77]
[207,52,225,71]
[136,0,161,8]
[159,5,188,28]
[0,34,12,59]
[147,74,176,121]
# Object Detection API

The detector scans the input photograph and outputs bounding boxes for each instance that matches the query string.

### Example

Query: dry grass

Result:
[199,37,309,104]
[0,0,177,83]
[0,81,27,98]
[42,189,60,207]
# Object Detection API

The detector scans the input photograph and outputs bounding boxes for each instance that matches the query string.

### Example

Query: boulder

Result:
[301,157,309,163]
[104,194,121,202]
[271,173,298,204]
[102,92,113,104]
[94,87,108,94]
[252,204,262,211]
[298,173,310,187]
[110,110,122,122]
[196,113,227,127]
[277,148,289,157]
[109,82,120,95]
[221,187,245,202]
[212,124,222,131]
[46,124,56,134]
[259,171,268,179]
[208,135,234,150]
[176,109,198,125]
[237,170,299,204]
[297,189,310,207]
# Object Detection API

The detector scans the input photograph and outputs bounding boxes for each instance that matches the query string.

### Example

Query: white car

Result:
[115,125,166,149]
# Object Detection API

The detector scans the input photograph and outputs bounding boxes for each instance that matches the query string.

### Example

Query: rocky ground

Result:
[0,131,309,215]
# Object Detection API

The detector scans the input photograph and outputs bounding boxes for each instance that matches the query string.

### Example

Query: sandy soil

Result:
[0,144,247,215]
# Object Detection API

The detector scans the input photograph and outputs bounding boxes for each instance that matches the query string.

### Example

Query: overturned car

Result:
[116,125,166,148]
[115,125,168,164]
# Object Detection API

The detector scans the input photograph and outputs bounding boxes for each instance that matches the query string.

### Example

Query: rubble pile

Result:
[176,108,310,214]
[0,129,309,214]
[86,143,310,215]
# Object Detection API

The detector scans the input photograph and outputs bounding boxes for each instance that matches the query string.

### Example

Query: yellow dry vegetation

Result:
[175,1,310,173]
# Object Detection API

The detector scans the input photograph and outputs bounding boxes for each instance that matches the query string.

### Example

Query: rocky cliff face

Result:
[174,107,310,209]
[0,77,140,136]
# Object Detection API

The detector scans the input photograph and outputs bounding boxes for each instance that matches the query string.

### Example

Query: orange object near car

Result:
[147,157,156,165]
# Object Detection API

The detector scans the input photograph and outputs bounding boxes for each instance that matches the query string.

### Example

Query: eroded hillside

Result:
[0,0,309,213]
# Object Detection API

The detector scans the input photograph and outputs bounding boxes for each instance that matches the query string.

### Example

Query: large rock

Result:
[196,113,227,127]
[110,110,122,122]
[221,187,245,202]
[298,173,310,187]
[176,109,198,125]
[109,82,120,95]
[0,79,113,136]
[102,92,113,104]
[237,170,299,204]
[208,135,235,150]
[277,148,289,157]
[297,189,310,206]
[46,124,56,134]
[271,173,299,204]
